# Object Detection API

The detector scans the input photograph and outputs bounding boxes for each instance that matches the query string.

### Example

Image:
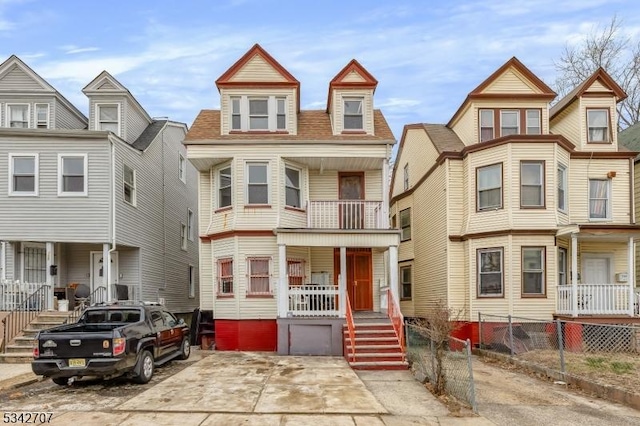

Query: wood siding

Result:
[0,66,44,91]
[229,55,288,82]
[391,127,439,198]
[550,102,580,147]
[483,68,540,94]
[0,135,111,242]
[53,98,87,129]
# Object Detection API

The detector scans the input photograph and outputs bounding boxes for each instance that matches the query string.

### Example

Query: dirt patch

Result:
[518,349,640,395]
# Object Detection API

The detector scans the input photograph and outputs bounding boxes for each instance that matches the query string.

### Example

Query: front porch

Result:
[555,225,640,318]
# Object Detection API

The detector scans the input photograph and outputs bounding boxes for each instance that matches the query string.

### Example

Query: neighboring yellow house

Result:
[184,45,404,365]
[390,58,640,342]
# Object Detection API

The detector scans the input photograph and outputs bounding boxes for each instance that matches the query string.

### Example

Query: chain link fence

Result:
[406,324,477,413]
[479,313,640,395]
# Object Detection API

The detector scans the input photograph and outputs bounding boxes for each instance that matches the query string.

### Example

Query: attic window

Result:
[229,96,288,132]
[587,109,609,143]
[97,104,119,134]
[7,104,29,128]
[343,98,363,130]
[35,104,49,129]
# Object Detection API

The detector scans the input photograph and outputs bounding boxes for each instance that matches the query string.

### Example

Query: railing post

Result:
[478,312,482,348]
[508,315,514,357]
[556,319,565,374]
[466,339,478,413]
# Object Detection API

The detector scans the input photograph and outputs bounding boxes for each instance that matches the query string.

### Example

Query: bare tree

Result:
[554,16,640,129]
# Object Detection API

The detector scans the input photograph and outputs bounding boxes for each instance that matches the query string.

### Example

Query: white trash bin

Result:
[58,299,69,312]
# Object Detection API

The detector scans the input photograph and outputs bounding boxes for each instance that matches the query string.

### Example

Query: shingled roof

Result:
[421,124,465,153]
[184,109,395,142]
[131,120,167,150]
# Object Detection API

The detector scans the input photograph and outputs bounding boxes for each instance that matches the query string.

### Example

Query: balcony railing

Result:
[557,284,639,316]
[306,200,384,230]
[288,284,339,317]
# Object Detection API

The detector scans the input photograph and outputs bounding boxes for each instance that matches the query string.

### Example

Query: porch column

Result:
[628,237,635,316]
[389,245,399,306]
[339,247,347,317]
[45,242,54,310]
[382,158,390,228]
[571,233,578,317]
[103,243,111,302]
[278,244,288,318]
[0,241,6,281]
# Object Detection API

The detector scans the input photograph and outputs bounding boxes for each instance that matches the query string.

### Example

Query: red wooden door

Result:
[334,249,373,311]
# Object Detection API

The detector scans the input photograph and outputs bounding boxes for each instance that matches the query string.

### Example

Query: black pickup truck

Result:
[31,302,190,385]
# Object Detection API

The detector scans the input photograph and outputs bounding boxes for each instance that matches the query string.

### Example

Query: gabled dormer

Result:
[82,71,152,142]
[447,57,556,146]
[215,44,300,135]
[326,59,378,136]
[550,68,626,151]
[0,55,87,130]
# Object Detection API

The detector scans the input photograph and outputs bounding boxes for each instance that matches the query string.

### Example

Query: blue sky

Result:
[1,0,638,151]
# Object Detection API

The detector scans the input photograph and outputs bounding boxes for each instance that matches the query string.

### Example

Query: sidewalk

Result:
[0,363,40,391]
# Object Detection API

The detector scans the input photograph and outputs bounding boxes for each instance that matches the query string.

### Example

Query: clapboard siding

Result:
[451,104,474,146]
[0,65,44,91]
[229,55,288,82]
[392,127,440,198]
[0,136,110,242]
[236,236,278,319]
[447,241,467,314]
[396,196,414,262]
[212,236,236,318]
[448,160,464,235]
[64,243,100,288]
[124,102,151,142]
[550,102,580,147]
[484,69,539,94]
[331,89,374,135]
[53,98,87,129]
[200,241,213,310]
[117,247,140,298]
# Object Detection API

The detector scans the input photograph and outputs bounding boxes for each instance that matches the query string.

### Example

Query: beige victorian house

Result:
[390,58,640,343]
[184,45,405,368]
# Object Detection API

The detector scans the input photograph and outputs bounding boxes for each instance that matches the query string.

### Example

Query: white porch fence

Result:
[0,280,44,311]
[307,200,384,230]
[557,284,639,316]
[288,284,339,317]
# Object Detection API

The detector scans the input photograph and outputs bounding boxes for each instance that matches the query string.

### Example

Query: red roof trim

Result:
[326,59,378,112]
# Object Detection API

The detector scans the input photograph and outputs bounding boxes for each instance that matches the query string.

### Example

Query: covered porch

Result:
[555,225,640,318]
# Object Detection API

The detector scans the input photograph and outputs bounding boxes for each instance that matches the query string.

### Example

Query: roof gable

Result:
[550,67,627,120]
[216,44,299,87]
[448,57,556,127]
[0,55,55,92]
[327,59,378,111]
[82,71,127,93]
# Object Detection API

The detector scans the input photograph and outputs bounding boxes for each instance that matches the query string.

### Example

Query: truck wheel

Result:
[133,350,154,384]
[178,337,190,360]
[52,377,68,386]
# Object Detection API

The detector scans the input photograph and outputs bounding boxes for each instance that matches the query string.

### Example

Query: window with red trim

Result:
[248,257,271,294]
[217,258,233,295]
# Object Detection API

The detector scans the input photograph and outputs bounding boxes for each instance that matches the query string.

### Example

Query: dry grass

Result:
[519,349,640,395]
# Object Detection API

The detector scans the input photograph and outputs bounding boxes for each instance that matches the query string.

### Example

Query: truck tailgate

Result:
[38,327,120,360]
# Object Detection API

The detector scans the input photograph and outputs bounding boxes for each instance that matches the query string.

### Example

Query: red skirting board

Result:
[215,319,277,351]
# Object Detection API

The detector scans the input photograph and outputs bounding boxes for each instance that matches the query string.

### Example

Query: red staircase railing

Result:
[345,293,356,362]
[387,289,405,353]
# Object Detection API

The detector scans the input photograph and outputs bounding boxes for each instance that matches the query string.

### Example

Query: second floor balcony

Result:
[306,200,385,230]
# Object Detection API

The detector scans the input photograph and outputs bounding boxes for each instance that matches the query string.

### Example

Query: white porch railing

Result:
[307,200,384,230]
[0,280,44,311]
[288,284,339,317]
[557,284,636,316]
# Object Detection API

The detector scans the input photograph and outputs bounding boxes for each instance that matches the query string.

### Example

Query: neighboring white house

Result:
[0,55,199,313]
[184,44,400,355]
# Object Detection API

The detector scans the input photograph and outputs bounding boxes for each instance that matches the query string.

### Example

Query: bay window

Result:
[520,161,544,208]
[247,257,271,295]
[477,163,502,211]
[478,248,503,297]
[522,247,545,296]
[247,162,269,204]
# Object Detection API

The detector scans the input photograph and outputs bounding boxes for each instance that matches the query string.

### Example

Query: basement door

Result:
[334,248,373,311]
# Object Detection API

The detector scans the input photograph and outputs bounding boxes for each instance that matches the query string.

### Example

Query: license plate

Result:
[68,358,86,368]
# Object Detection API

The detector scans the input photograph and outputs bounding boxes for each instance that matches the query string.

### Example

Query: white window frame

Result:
[6,104,30,128]
[187,209,195,241]
[479,109,495,142]
[229,96,288,133]
[8,153,39,196]
[477,247,504,298]
[557,164,567,213]
[276,97,286,130]
[246,162,269,205]
[230,97,241,130]
[588,178,611,220]
[343,97,364,130]
[178,153,186,183]
[188,265,195,298]
[123,164,136,206]
[58,154,88,196]
[246,256,272,295]
[180,223,187,251]
[96,103,120,135]
[500,110,519,136]
[284,165,301,208]
[558,247,567,286]
[522,247,546,296]
[526,109,541,135]
[477,163,502,211]
[35,104,49,129]
[520,161,544,208]
[248,98,269,130]
[587,109,609,143]
[218,164,232,209]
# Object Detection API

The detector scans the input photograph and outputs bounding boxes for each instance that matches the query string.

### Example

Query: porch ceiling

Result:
[557,224,640,242]
[282,157,383,170]
[275,228,399,248]
[186,156,232,172]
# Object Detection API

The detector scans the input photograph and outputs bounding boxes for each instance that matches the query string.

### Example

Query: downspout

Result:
[108,138,117,301]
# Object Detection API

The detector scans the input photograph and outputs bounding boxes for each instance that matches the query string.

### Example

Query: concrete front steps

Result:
[344,320,408,370]
[1,310,73,364]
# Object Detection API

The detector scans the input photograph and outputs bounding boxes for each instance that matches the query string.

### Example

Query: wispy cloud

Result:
[63,46,100,55]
